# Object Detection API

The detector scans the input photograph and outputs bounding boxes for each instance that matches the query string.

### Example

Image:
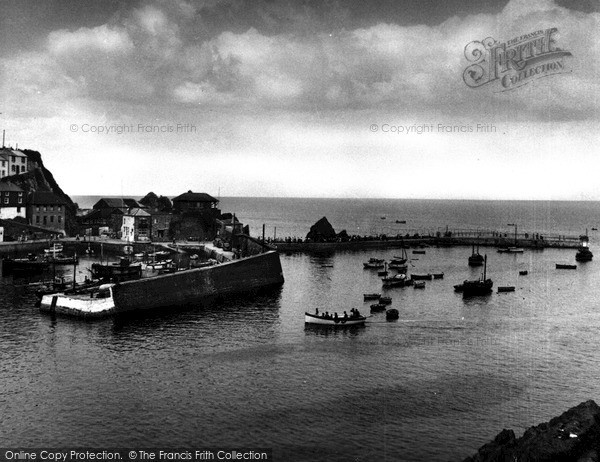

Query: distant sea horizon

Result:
[71,195,600,241]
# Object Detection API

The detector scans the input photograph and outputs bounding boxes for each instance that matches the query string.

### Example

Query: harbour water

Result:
[3,198,600,461]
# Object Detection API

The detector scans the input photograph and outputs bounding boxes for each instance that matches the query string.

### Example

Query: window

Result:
[36,206,40,211]
[17,198,22,204]
[3,198,8,204]
[1,161,4,167]
[11,165,15,172]
[50,206,54,211]
[11,156,15,162]
[36,216,40,223]
[16,207,21,213]
[58,206,62,212]
[43,216,47,225]
[18,192,23,196]
[43,206,47,211]
[50,216,54,223]
[21,157,25,164]
[58,216,62,223]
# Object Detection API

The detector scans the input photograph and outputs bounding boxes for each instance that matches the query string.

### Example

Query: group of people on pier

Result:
[315,308,362,320]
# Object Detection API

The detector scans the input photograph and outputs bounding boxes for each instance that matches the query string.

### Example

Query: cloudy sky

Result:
[0,0,598,199]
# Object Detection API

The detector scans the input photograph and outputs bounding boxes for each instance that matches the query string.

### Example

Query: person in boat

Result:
[343,311,348,320]
[315,308,319,316]
[334,313,339,322]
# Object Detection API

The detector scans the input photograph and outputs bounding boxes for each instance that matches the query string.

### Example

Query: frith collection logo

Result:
[463,28,572,91]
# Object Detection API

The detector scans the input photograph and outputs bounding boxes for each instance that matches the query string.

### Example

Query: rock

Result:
[306,217,336,242]
[337,229,349,241]
[463,400,600,462]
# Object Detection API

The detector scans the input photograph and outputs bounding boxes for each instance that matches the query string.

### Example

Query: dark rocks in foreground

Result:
[463,400,600,462]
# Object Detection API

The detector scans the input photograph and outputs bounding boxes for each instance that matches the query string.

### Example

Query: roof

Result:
[0,148,26,158]
[28,191,68,205]
[0,182,23,192]
[80,208,124,221]
[93,198,142,209]
[125,208,150,217]
[172,191,218,203]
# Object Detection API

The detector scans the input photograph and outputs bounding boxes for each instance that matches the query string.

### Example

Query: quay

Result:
[273,227,584,253]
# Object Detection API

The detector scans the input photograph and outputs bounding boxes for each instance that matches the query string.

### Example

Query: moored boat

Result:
[386,308,399,320]
[519,270,528,275]
[432,273,444,279]
[91,257,143,282]
[381,273,407,287]
[363,293,381,301]
[575,233,593,262]
[412,250,426,255]
[556,264,577,270]
[498,286,515,293]
[461,254,493,296]
[468,244,484,267]
[497,247,524,253]
[305,312,366,326]
[40,284,116,318]
[379,296,392,305]
[370,303,387,312]
[411,273,433,280]
[414,281,425,289]
[44,243,64,255]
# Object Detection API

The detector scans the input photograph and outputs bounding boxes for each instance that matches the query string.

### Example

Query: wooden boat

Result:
[461,255,493,296]
[432,273,444,279]
[91,257,142,282]
[44,243,64,254]
[468,244,484,267]
[411,274,433,280]
[519,270,528,275]
[498,286,515,292]
[414,281,425,289]
[395,220,406,224]
[382,273,407,287]
[2,256,49,274]
[370,303,387,312]
[412,250,426,254]
[556,264,577,270]
[305,312,366,326]
[379,296,392,305]
[44,254,79,265]
[363,257,385,269]
[386,308,399,320]
[363,293,381,301]
[454,284,464,292]
[497,247,524,253]
[143,259,175,271]
[575,234,593,262]
[378,269,389,276]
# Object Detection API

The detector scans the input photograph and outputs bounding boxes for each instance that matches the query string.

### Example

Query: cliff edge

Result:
[463,400,600,462]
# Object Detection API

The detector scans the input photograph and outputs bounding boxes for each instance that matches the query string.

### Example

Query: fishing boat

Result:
[378,262,389,276]
[414,281,425,289]
[411,274,433,280]
[363,293,381,301]
[370,303,387,312]
[386,308,399,320]
[412,250,426,255]
[432,273,444,279]
[2,256,49,275]
[461,255,493,296]
[556,264,577,270]
[468,244,484,267]
[497,247,524,253]
[363,258,385,269]
[381,273,407,287]
[44,254,79,265]
[305,312,366,326]
[454,284,464,292]
[575,233,593,262]
[498,286,515,293]
[392,246,408,265]
[91,257,143,282]
[379,296,392,305]
[44,243,64,254]
[519,270,528,275]
[143,259,175,271]
[395,220,406,224]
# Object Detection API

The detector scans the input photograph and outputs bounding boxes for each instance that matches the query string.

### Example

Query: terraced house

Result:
[0,148,31,177]
[27,191,68,234]
[0,182,26,219]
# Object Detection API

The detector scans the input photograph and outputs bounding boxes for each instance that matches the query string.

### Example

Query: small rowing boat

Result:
[305,312,366,326]
[363,293,381,301]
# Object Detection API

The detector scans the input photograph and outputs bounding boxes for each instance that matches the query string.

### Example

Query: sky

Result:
[0,0,598,199]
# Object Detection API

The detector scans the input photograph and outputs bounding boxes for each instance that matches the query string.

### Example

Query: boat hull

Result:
[40,286,116,318]
[305,312,366,326]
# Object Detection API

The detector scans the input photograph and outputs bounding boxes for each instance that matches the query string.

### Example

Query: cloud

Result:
[2,0,599,121]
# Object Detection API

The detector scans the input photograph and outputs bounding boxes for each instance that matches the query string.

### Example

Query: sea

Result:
[2,198,600,461]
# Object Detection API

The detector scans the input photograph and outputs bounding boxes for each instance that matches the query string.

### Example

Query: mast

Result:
[483,254,487,280]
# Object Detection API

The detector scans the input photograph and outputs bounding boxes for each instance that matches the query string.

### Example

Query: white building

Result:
[0,182,26,219]
[0,226,4,242]
[0,149,30,178]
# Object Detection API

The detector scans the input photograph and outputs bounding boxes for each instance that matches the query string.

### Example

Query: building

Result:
[172,191,219,213]
[78,208,124,236]
[121,208,151,242]
[0,226,4,242]
[27,191,68,233]
[92,198,143,212]
[0,182,26,219]
[148,209,173,241]
[0,148,31,178]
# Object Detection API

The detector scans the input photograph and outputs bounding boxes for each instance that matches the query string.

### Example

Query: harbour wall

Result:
[111,250,284,312]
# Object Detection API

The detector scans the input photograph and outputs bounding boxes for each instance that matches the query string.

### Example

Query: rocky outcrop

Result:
[0,149,76,234]
[463,400,600,462]
[306,217,336,242]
